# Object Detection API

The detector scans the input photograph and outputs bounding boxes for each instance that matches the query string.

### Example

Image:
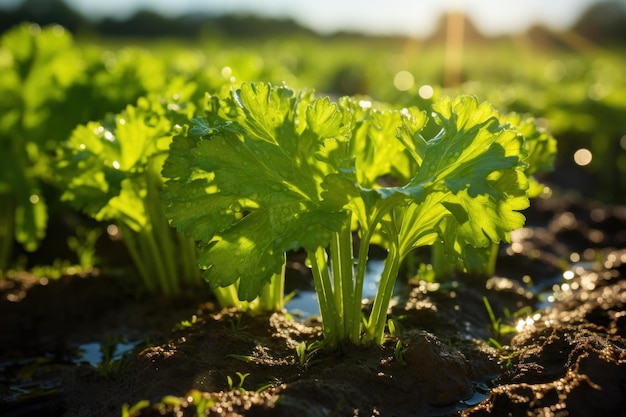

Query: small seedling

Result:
[255,378,282,393]
[227,354,253,363]
[295,340,323,369]
[482,296,518,348]
[386,318,407,365]
[226,372,250,393]
[226,313,249,332]
[97,337,132,378]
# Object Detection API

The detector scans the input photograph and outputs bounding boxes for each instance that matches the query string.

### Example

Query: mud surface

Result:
[1,193,625,417]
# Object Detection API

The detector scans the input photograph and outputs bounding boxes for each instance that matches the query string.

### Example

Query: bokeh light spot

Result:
[418,84,434,99]
[573,148,592,166]
[393,71,414,91]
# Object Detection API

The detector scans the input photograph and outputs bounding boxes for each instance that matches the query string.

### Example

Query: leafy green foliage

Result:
[59,96,172,229]
[502,112,558,197]
[57,93,204,294]
[164,82,531,347]
[0,23,80,266]
[0,23,205,271]
[164,83,349,300]
[430,108,557,279]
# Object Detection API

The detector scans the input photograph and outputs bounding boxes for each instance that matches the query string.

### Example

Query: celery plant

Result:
[163,82,531,348]
[0,24,82,269]
[58,90,283,310]
[0,23,175,271]
[430,112,557,279]
[57,95,197,294]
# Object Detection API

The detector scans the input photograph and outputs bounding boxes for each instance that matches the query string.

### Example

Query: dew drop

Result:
[103,130,115,142]
[358,100,372,109]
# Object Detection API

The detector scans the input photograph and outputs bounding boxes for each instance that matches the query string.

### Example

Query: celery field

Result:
[1,16,626,417]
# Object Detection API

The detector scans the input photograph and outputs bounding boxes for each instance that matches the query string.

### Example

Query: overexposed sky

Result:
[1,0,607,36]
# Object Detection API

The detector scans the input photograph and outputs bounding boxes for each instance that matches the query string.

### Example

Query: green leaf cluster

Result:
[57,92,203,294]
[164,82,531,347]
[0,23,82,266]
[164,83,350,300]
[431,109,557,278]
[0,23,196,271]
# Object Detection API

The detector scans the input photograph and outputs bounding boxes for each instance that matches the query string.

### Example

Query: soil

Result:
[1,192,625,417]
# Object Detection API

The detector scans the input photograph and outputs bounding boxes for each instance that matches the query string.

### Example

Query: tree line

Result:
[1,0,625,44]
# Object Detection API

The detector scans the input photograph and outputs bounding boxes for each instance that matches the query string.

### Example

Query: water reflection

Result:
[286,258,389,320]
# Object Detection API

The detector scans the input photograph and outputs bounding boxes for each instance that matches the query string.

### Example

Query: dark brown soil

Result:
[1,193,625,417]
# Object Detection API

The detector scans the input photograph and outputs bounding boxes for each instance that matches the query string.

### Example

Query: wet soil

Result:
[1,192,625,417]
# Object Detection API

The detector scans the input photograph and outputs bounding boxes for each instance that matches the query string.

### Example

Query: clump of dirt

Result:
[1,193,625,417]
[463,268,626,417]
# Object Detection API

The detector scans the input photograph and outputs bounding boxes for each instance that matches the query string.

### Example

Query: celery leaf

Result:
[164,83,349,300]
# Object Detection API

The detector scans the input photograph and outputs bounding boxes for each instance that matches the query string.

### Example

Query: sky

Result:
[0,0,610,37]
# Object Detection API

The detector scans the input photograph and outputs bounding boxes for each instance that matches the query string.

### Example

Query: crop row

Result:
[1,22,620,348]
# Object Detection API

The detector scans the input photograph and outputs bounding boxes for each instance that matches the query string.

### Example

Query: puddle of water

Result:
[74,340,140,367]
[0,356,62,403]
[286,290,319,318]
[1,338,142,407]
[532,260,600,310]
[461,390,490,407]
[286,259,400,319]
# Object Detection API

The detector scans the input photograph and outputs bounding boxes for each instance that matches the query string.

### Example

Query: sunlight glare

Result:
[516,312,541,332]
[358,100,372,109]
